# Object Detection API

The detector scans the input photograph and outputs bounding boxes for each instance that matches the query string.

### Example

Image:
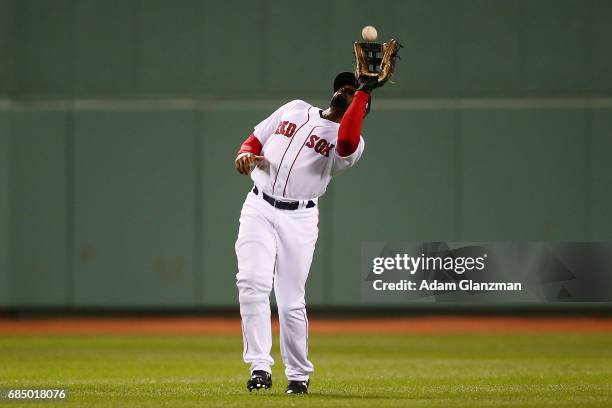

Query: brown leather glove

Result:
[354,38,401,91]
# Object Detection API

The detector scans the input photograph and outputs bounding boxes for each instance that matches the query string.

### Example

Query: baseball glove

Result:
[354,39,401,91]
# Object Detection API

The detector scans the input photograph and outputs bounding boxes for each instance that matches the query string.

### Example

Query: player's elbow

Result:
[336,140,357,157]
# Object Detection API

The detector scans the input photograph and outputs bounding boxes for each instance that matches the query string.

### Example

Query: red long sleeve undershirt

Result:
[238,134,262,155]
[336,90,369,157]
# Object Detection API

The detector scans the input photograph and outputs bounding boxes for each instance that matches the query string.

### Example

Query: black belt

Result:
[252,187,315,210]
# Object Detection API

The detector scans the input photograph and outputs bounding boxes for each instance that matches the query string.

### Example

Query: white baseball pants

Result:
[235,189,318,381]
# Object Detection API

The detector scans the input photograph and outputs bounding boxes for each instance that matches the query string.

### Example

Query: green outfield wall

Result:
[1,0,611,307]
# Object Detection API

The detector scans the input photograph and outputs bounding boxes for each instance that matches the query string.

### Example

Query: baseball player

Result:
[234,72,378,395]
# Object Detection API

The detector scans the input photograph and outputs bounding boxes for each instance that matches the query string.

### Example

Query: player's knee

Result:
[276,301,306,317]
[236,274,273,299]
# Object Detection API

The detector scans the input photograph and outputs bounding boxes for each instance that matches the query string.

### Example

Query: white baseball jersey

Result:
[250,100,365,200]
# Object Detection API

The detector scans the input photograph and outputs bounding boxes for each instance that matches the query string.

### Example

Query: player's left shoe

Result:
[285,379,309,394]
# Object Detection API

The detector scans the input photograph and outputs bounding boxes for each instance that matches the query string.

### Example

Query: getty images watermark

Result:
[369,252,520,292]
[361,242,612,303]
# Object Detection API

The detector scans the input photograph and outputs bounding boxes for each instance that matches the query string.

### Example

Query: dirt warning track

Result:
[1,316,612,335]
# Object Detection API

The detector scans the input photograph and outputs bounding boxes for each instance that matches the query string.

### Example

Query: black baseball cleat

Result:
[285,379,309,394]
[246,370,272,392]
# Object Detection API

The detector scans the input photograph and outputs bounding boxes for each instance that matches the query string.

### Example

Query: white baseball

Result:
[361,25,378,42]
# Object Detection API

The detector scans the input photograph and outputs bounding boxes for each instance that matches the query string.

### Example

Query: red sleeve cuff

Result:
[238,134,262,155]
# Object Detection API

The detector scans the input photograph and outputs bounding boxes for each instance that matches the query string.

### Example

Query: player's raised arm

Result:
[336,35,400,157]
[336,90,369,157]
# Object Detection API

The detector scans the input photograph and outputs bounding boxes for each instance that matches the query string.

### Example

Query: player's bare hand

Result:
[235,153,265,175]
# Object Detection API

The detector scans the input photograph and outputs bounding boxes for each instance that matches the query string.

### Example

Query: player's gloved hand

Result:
[235,152,265,175]
[354,39,401,93]
[356,76,379,93]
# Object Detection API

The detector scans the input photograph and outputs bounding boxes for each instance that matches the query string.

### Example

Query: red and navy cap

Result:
[333,71,358,92]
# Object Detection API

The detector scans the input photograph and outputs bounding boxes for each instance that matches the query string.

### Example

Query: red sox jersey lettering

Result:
[274,121,297,137]
[305,135,334,157]
[250,100,365,200]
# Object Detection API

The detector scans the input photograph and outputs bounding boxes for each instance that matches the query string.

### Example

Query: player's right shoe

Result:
[246,370,272,392]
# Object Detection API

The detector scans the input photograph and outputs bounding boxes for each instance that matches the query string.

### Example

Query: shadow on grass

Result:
[263,392,413,400]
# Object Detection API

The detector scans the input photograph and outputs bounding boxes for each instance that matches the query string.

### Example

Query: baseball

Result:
[361,25,378,42]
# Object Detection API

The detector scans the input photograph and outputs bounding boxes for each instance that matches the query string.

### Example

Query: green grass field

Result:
[1,333,611,407]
